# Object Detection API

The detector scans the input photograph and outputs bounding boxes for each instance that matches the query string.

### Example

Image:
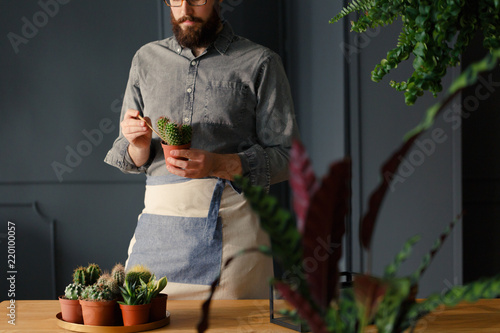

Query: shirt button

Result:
[191,61,197,66]
[187,88,192,93]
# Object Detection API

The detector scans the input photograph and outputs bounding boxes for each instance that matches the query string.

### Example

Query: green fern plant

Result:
[156,117,192,146]
[331,0,500,105]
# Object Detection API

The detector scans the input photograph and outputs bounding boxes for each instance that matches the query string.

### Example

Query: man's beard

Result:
[171,7,221,50]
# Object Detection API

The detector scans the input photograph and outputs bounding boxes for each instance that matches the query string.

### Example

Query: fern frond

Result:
[330,0,374,24]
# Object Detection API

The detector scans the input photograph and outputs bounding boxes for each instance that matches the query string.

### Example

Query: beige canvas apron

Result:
[125,177,273,300]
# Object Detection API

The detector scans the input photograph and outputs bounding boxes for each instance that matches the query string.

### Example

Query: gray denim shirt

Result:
[104,22,299,191]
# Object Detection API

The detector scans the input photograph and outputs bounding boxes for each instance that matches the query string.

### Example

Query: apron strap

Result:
[205,178,226,237]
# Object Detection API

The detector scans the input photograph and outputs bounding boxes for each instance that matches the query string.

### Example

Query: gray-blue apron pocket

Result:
[127,213,222,285]
[127,178,226,286]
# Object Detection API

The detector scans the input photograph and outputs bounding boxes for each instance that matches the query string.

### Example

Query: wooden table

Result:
[2,299,500,332]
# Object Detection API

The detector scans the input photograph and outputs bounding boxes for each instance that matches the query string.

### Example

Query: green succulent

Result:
[72,263,102,286]
[156,117,192,146]
[86,263,102,285]
[64,283,84,300]
[125,265,152,288]
[111,263,125,288]
[81,283,114,301]
[97,273,120,296]
[72,266,87,285]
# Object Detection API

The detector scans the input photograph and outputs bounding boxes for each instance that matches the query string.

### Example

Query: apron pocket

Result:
[127,213,222,285]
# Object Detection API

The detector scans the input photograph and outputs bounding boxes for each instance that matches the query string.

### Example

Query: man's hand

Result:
[167,149,242,181]
[121,109,152,167]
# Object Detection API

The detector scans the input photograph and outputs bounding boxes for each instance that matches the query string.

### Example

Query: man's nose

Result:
[180,0,194,16]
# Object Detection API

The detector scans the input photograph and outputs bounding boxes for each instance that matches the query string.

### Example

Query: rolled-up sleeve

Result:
[238,52,300,192]
[104,52,154,174]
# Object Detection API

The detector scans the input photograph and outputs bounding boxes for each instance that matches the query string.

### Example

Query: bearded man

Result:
[105,0,299,299]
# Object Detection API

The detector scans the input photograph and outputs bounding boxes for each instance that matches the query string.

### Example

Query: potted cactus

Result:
[79,283,118,326]
[58,283,84,324]
[156,117,192,168]
[58,263,102,324]
[118,265,158,326]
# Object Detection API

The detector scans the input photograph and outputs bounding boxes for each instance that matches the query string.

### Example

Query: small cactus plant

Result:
[72,266,87,285]
[64,283,84,300]
[111,263,125,287]
[125,265,152,287]
[86,263,102,285]
[97,273,120,296]
[156,117,192,146]
[72,263,102,286]
[81,283,115,301]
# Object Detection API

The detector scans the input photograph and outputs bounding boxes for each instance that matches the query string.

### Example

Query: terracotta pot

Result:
[161,142,191,168]
[79,299,117,326]
[150,293,168,322]
[58,296,83,324]
[119,303,152,326]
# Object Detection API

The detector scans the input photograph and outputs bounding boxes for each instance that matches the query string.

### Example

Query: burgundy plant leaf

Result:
[353,274,388,323]
[302,158,351,309]
[360,133,420,251]
[274,282,329,333]
[289,140,318,233]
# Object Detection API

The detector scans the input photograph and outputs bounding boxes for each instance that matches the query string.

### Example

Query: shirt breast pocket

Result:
[203,81,251,128]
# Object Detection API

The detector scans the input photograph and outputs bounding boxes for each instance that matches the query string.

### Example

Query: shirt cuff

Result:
[104,139,152,174]
[238,144,271,192]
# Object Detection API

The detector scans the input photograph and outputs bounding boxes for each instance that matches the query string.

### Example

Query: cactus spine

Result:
[156,117,192,146]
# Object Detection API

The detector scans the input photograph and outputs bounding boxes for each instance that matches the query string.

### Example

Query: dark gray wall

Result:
[1,0,160,299]
[351,21,462,296]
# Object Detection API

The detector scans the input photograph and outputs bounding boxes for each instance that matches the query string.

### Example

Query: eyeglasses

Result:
[163,0,207,7]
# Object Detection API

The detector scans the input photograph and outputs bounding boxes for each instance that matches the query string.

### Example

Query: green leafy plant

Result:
[197,51,500,333]
[150,276,168,299]
[156,117,192,146]
[331,0,500,105]
[119,274,166,305]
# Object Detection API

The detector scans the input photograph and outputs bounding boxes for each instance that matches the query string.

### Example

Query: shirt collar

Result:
[213,21,234,55]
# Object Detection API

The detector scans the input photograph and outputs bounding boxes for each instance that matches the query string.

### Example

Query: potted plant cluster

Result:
[58,263,102,324]
[118,265,168,326]
[156,117,192,168]
[58,263,168,327]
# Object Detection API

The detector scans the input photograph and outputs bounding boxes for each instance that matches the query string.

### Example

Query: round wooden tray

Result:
[56,312,170,332]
